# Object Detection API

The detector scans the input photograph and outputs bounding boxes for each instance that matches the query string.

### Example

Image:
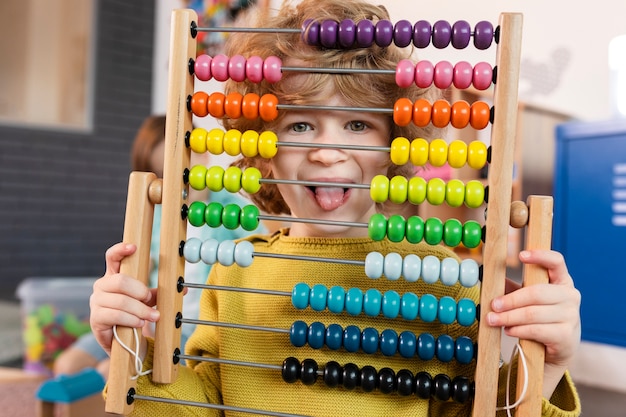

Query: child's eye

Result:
[347,121,367,131]
[290,122,311,133]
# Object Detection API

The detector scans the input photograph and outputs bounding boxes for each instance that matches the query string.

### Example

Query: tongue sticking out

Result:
[313,187,347,211]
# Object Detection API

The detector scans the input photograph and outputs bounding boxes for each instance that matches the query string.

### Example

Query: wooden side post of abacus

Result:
[152,8,197,383]
[472,12,523,417]
[105,172,159,415]
[515,195,553,416]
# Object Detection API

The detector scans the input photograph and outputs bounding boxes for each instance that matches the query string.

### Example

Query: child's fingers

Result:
[104,243,137,276]
[519,250,574,287]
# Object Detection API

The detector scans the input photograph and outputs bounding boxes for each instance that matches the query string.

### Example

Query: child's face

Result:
[270,93,391,238]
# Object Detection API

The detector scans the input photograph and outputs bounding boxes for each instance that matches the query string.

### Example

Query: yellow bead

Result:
[447,140,468,168]
[223,129,242,156]
[205,165,225,192]
[258,130,278,159]
[429,138,448,167]
[206,128,225,155]
[390,137,410,166]
[188,165,207,190]
[445,179,465,207]
[389,175,408,204]
[407,176,427,204]
[241,167,262,194]
[409,138,429,166]
[426,177,446,205]
[467,141,488,170]
[370,175,390,203]
[189,128,207,153]
[465,180,485,208]
[223,166,243,193]
[241,130,259,158]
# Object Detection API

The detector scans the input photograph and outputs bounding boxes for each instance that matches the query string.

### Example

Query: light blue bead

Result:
[457,298,477,326]
[363,288,382,316]
[345,288,364,316]
[440,257,459,286]
[200,238,219,264]
[437,296,457,324]
[459,258,479,287]
[364,251,384,279]
[309,284,328,311]
[401,292,419,320]
[183,237,202,263]
[233,241,254,267]
[327,286,345,314]
[291,283,310,309]
[421,255,440,284]
[381,290,400,319]
[417,333,435,360]
[383,252,403,280]
[419,293,438,322]
[216,240,236,266]
[398,331,416,358]
[402,254,421,282]
[436,334,455,362]
[380,329,398,356]
[455,336,475,364]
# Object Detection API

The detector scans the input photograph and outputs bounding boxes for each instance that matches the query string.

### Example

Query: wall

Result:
[0,1,156,298]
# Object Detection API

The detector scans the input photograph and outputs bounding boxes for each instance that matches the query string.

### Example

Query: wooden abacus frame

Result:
[106,8,551,417]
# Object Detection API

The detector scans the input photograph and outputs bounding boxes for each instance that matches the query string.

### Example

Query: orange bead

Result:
[393,98,413,127]
[189,91,209,117]
[242,93,260,120]
[431,99,451,128]
[208,92,226,118]
[259,94,279,122]
[450,100,470,129]
[412,98,432,127]
[224,92,243,119]
[469,101,491,130]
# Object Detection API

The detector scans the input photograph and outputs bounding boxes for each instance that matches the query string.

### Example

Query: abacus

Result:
[106,7,552,417]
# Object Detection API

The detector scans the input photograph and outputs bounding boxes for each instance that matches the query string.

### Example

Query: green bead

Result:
[205,202,223,228]
[445,179,465,208]
[465,180,485,208]
[206,166,225,192]
[370,175,389,203]
[222,203,241,230]
[443,218,463,247]
[407,176,427,204]
[389,176,408,204]
[223,166,243,193]
[240,205,260,231]
[426,178,446,205]
[368,213,387,241]
[462,220,482,248]
[241,167,262,194]
[188,165,207,190]
[187,201,207,227]
[386,214,406,242]
[424,217,443,245]
[405,216,424,243]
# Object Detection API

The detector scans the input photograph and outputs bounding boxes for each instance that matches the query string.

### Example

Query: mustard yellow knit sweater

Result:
[128,230,580,417]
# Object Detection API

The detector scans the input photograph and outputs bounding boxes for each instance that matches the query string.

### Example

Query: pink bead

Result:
[228,54,247,82]
[433,60,453,89]
[194,54,212,81]
[246,55,264,83]
[211,54,230,82]
[415,60,434,88]
[263,56,283,83]
[473,62,493,90]
[453,61,473,89]
[395,59,415,88]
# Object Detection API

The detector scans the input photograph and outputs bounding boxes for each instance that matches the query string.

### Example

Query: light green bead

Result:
[205,165,225,192]
[241,167,262,194]
[426,178,446,205]
[223,166,243,193]
[445,179,465,207]
[188,165,207,190]
[407,176,427,204]
[389,176,408,204]
[465,180,485,208]
[370,175,389,203]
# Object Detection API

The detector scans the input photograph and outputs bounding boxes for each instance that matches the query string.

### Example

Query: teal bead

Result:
[187,201,207,227]
[443,218,463,247]
[381,291,400,319]
[436,334,455,362]
[424,217,443,245]
[290,320,308,347]
[222,203,241,230]
[405,216,424,243]
[361,327,379,354]
[240,205,260,231]
[309,284,328,312]
[291,283,310,309]
[363,289,382,316]
[345,288,363,316]
[380,329,398,356]
[400,292,419,320]
[419,293,438,322]
[327,286,346,314]
[386,214,406,242]
[457,298,477,326]
[437,296,457,324]
[398,331,417,358]
[455,336,475,364]
[204,202,223,228]
[417,333,435,360]
[368,213,387,241]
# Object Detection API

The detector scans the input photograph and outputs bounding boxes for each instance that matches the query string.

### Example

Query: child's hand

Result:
[89,243,160,356]
[487,249,581,397]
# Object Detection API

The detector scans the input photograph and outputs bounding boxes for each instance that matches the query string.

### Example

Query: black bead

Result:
[452,376,471,403]
[342,363,360,390]
[378,367,396,394]
[433,374,452,401]
[396,369,415,396]
[300,359,318,385]
[414,371,432,399]
[282,357,300,383]
[323,361,342,388]
[360,365,377,392]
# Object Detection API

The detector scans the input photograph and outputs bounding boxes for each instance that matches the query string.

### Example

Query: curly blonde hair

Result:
[220,0,443,214]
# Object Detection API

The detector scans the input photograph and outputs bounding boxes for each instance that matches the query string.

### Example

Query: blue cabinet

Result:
[554,119,626,347]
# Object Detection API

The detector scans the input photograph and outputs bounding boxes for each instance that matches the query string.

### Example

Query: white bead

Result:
[440,257,460,286]
[459,258,479,287]
[217,240,236,266]
[183,237,202,263]
[383,252,403,280]
[200,238,219,264]
[234,241,254,267]
[402,254,421,282]
[364,251,384,279]
[421,255,440,284]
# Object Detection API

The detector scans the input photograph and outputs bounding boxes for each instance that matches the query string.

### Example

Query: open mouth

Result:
[307,185,350,211]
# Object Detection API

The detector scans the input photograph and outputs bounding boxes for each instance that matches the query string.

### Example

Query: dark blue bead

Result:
[361,327,379,354]
[289,320,307,347]
[398,331,417,358]
[436,334,455,362]
[307,321,325,349]
[325,323,343,350]
[455,336,475,364]
[343,325,361,352]
[417,333,435,360]
[380,329,398,356]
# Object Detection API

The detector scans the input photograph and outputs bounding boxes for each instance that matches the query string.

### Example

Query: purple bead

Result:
[474,21,494,50]
[320,19,338,48]
[413,20,431,48]
[338,19,356,48]
[432,20,451,49]
[356,19,375,47]
[302,19,320,46]
[374,19,393,47]
[451,20,471,49]
[393,19,413,48]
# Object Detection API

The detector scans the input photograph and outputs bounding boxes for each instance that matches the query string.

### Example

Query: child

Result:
[89,0,581,415]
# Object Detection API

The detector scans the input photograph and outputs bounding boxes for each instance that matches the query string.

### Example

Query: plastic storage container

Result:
[16,277,96,375]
